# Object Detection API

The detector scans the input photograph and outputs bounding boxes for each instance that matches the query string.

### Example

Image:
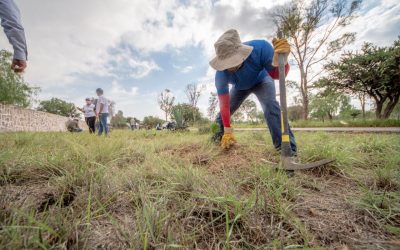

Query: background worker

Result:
[66,117,82,133]
[0,0,28,73]
[95,88,109,136]
[77,97,96,133]
[210,29,297,154]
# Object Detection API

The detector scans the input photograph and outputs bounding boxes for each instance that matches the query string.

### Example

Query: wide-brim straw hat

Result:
[210,29,253,71]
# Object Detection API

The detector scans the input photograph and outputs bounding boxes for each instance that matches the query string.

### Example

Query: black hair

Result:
[96,88,104,94]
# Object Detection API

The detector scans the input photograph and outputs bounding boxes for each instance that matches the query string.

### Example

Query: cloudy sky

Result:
[1,0,399,119]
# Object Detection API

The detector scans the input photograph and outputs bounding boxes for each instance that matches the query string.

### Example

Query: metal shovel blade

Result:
[281,157,335,170]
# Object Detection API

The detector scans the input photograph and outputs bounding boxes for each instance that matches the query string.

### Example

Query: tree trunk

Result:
[328,113,333,121]
[358,93,366,119]
[299,66,309,120]
[382,96,400,119]
[375,101,383,119]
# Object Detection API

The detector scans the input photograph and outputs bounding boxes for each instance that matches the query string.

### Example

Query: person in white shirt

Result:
[95,88,109,136]
[77,97,96,133]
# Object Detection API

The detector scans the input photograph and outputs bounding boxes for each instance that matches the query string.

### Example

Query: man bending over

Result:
[210,29,297,155]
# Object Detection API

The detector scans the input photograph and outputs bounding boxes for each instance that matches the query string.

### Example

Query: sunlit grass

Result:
[0,130,399,249]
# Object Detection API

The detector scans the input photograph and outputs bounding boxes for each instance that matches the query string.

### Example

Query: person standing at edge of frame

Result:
[77,97,96,134]
[0,0,28,73]
[95,88,109,136]
[210,29,297,155]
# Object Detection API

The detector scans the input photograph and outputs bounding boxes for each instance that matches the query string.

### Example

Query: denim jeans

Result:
[216,76,297,153]
[98,113,109,136]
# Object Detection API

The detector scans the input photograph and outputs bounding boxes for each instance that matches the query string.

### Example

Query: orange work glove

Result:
[221,128,237,150]
[272,38,290,67]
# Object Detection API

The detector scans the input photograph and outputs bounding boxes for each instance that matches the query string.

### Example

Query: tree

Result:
[158,89,175,121]
[171,103,202,126]
[356,92,367,119]
[273,0,361,119]
[110,110,127,128]
[37,97,80,118]
[207,92,218,120]
[142,116,164,128]
[349,109,361,120]
[232,110,244,123]
[309,83,351,121]
[288,105,303,121]
[323,39,400,119]
[255,111,265,123]
[391,103,400,120]
[184,83,203,108]
[0,50,39,107]
[241,99,257,122]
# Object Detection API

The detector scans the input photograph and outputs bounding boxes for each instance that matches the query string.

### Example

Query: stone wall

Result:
[0,104,87,132]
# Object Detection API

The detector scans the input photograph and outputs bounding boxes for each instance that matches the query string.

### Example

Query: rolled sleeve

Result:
[0,0,27,60]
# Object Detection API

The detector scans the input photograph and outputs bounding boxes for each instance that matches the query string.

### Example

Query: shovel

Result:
[275,30,334,171]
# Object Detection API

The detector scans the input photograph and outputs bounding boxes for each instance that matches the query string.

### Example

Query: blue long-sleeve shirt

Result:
[215,40,275,95]
[0,0,27,60]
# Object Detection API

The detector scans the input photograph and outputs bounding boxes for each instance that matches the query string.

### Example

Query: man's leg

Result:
[85,117,92,133]
[89,117,96,133]
[214,87,251,140]
[103,113,109,135]
[253,77,297,153]
[98,115,104,136]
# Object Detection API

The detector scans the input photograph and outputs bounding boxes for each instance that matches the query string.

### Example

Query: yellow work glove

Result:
[272,38,290,67]
[221,128,237,150]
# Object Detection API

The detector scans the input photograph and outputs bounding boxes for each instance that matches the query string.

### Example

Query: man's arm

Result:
[215,73,230,129]
[268,64,290,80]
[0,0,27,72]
[260,40,290,80]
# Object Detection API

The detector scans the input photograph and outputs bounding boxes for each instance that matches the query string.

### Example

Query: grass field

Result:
[233,119,400,128]
[1,130,399,249]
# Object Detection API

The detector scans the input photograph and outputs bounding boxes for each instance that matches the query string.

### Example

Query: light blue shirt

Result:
[0,0,27,60]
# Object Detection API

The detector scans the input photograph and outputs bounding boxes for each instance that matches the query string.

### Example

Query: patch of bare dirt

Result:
[1,182,59,213]
[294,174,400,249]
[162,143,266,173]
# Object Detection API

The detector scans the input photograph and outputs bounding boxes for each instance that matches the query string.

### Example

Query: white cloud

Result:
[108,50,161,79]
[1,0,398,118]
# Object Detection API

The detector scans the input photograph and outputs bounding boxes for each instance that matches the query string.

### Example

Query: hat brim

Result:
[209,44,253,71]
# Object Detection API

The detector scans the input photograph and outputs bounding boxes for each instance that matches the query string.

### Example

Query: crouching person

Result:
[66,117,83,132]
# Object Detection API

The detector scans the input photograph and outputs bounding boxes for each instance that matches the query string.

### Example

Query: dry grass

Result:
[0,130,399,249]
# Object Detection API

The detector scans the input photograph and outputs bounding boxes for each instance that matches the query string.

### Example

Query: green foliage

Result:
[142,116,163,128]
[0,50,39,107]
[324,38,400,119]
[233,119,400,128]
[310,81,351,121]
[111,110,128,128]
[210,122,220,134]
[240,99,257,122]
[171,105,186,129]
[171,103,202,126]
[288,105,303,121]
[37,97,80,118]
[231,110,244,123]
